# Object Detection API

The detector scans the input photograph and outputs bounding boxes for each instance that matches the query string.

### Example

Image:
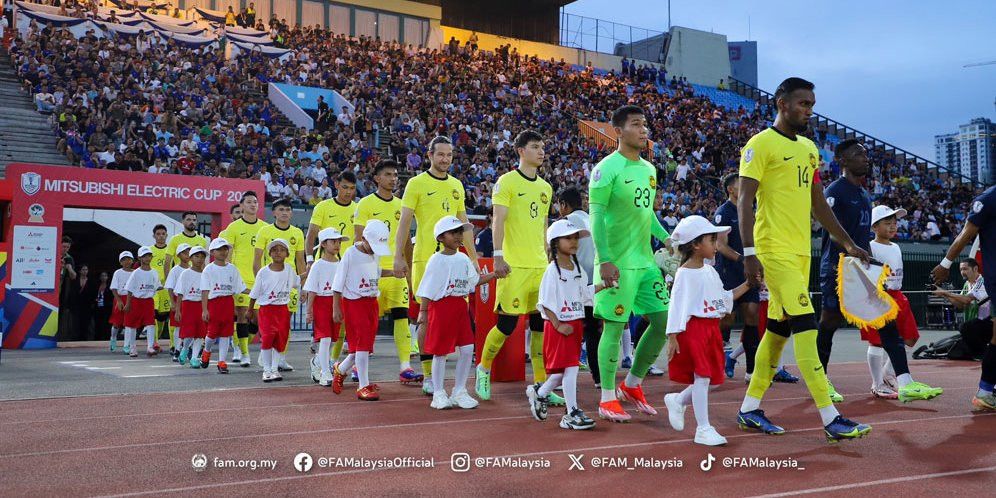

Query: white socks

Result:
[124,327,136,352]
[731,343,745,359]
[600,388,616,403]
[867,346,886,388]
[218,337,229,363]
[191,338,203,360]
[621,326,634,360]
[562,366,579,412]
[624,372,641,388]
[355,351,370,388]
[318,338,331,377]
[432,356,447,394]
[678,375,713,428]
[270,349,281,372]
[260,349,273,372]
[897,373,913,388]
[740,395,761,413]
[339,354,355,375]
[145,325,157,351]
[538,373,563,397]
[818,405,840,426]
[454,345,473,393]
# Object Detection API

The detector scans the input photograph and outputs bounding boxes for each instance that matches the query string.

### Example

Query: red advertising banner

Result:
[472,258,526,382]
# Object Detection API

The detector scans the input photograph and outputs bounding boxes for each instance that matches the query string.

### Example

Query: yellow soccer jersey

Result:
[354,192,403,269]
[254,223,306,273]
[402,171,466,263]
[493,170,552,268]
[739,127,820,256]
[149,244,169,282]
[166,232,207,268]
[310,198,357,235]
[220,217,269,285]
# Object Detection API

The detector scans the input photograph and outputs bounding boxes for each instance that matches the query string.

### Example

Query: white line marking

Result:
[748,466,996,497]
[84,367,122,370]
[120,374,171,378]
[92,411,996,498]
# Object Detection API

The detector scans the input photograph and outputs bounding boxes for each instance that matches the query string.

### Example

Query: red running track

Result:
[0,360,994,497]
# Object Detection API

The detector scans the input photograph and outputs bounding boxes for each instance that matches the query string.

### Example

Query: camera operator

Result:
[933,258,991,358]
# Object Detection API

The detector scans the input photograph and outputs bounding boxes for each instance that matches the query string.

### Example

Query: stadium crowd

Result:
[5,0,981,241]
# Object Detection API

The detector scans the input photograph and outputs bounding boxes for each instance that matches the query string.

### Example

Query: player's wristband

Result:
[742,247,757,257]
[493,250,503,257]
[306,255,315,263]
[940,258,953,269]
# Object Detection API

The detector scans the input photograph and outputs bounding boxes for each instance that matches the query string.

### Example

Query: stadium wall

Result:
[663,26,731,87]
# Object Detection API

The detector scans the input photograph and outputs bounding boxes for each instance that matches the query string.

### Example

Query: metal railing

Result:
[559,11,666,63]
[728,78,983,186]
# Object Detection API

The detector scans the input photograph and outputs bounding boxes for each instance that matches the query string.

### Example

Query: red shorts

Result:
[668,317,725,385]
[206,296,235,339]
[543,319,584,374]
[424,296,473,356]
[124,297,155,329]
[109,301,125,328]
[758,300,768,339]
[860,290,920,347]
[258,304,291,353]
[343,297,379,353]
[408,291,420,322]
[169,306,180,328]
[312,295,340,341]
[180,300,207,339]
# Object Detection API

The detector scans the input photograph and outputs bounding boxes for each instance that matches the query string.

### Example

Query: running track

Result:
[1,359,993,496]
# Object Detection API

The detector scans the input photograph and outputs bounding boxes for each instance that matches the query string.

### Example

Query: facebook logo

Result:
[293,452,313,473]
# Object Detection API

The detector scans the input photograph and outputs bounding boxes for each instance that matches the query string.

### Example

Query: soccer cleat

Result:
[310,357,321,383]
[598,399,632,422]
[450,389,479,409]
[278,359,294,372]
[240,354,251,368]
[430,391,452,410]
[647,365,665,377]
[773,367,800,383]
[898,381,944,403]
[153,343,161,353]
[399,368,424,385]
[694,426,728,446]
[560,408,596,430]
[737,410,785,434]
[547,391,566,406]
[331,363,345,394]
[724,351,737,379]
[871,385,899,399]
[664,393,686,431]
[620,357,633,369]
[217,361,229,374]
[189,358,202,368]
[616,383,658,415]
[263,370,274,383]
[178,348,189,365]
[357,386,380,401]
[526,384,549,421]
[201,350,211,368]
[971,392,996,411]
[827,380,844,403]
[369,383,381,392]
[319,372,334,387]
[422,382,435,396]
[351,367,359,382]
[744,372,752,384]
[475,365,492,400]
[824,415,872,443]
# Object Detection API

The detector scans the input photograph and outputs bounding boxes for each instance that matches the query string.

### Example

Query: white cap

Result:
[362,220,392,256]
[118,251,134,262]
[266,238,290,253]
[314,227,349,250]
[871,205,907,226]
[209,238,231,251]
[433,215,472,239]
[546,219,591,244]
[189,246,207,257]
[137,246,152,257]
[670,215,730,245]
[175,243,191,256]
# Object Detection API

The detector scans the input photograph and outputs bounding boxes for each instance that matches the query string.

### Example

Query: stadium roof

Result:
[414,0,575,6]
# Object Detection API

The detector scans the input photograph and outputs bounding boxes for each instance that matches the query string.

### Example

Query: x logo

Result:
[568,454,585,471]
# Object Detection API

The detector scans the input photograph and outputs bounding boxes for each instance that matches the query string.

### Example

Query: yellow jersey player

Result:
[254,197,306,371]
[219,191,268,367]
[394,136,479,394]
[354,160,423,385]
[734,77,872,443]
[149,224,172,356]
[475,130,557,404]
[164,211,208,271]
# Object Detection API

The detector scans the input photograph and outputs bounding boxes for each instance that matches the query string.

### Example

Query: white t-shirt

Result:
[416,252,479,301]
[968,277,991,319]
[331,246,380,299]
[870,240,903,290]
[200,263,247,299]
[177,268,204,302]
[123,268,161,299]
[666,265,733,335]
[302,259,339,297]
[536,261,592,322]
[250,265,300,306]
[164,264,187,293]
[110,268,133,294]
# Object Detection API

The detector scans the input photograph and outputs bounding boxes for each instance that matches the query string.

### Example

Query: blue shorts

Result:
[819,278,838,310]
[719,266,759,305]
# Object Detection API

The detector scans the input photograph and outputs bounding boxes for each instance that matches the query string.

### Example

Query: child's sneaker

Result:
[526,383,549,421]
[357,386,379,401]
[450,389,478,409]
[310,357,321,383]
[171,349,180,363]
[129,351,139,358]
[616,382,658,415]
[146,348,158,357]
[217,361,229,374]
[597,399,631,422]
[319,372,334,387]
[232,349,243,363]
[178,348,189,365]
[201,350,211,368]
[240,355,251,368]
[109,336,117,352]
[399,368,424,385]
[620,356,633,369]
[189,358,202,369]
[647,365,665,376]
[331,363,345,394]
[271,371,283,382]
[422,382,435,396]
[694,426,728,446]
[559,408,596,430]
[664,393,686,431]
[262,370,274,383]
[278,359,294,372]
[871,385,899,399]
[430,390,452,409]
[351,367,359,382]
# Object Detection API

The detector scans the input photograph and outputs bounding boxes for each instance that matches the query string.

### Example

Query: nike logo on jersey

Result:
[783,156,794,161]
[624,179,634,184]
[517,193,526,197]
[427,192,436,196]
[373,212,382,216]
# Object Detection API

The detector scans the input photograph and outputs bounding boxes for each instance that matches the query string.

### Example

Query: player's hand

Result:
[123,302,131,313]
[666,336,679,361]
[494,257,511,278]
[393,257,409,279]
[417,310,427,326]
[846,244,871,266]
[743,255,764,287]
[250,309,258,323]
[930,265,950,286]
[174,309,181,321]
[333,307,343,324]
[599,262,620,288]
[201,310,210,323]
[305,311,313,325]
[557,323,573,336]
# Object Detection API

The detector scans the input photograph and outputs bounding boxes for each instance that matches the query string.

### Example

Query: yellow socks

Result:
[746,329,788,400]
[530,330,546,383]
[167,325,177,350]
[792,330,833,408]
[479,327,509,371]
[393,319,411,366]
[421,358,433,377]
[331,334,345,361]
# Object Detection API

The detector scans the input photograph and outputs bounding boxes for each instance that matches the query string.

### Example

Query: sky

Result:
[565,0,996,160]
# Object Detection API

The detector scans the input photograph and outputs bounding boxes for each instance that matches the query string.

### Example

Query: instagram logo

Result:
[450,453,471,472]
